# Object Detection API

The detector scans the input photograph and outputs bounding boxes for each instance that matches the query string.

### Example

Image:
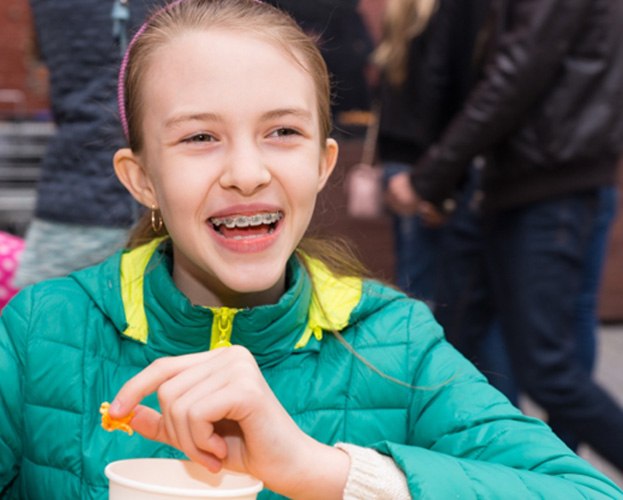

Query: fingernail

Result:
[110,399,122,414]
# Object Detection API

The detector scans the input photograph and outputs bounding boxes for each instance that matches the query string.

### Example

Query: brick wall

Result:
[0,0,48,118]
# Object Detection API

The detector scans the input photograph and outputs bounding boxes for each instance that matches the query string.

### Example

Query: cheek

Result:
[155,161,215,205]
[288,173,323,220]
[281,149,325,193]
[155,177,202,223]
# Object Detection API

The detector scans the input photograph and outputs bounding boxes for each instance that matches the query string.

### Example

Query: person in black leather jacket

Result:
[387,0,623,472]
[402,0,623,213]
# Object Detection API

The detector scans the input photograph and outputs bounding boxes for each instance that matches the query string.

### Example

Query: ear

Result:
[317,138,339,192]
[113,148,157,207]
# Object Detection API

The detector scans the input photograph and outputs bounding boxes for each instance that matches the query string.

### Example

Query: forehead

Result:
[141,28,317,112]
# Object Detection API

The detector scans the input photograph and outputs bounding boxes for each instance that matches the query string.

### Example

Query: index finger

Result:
[108,350,223,418]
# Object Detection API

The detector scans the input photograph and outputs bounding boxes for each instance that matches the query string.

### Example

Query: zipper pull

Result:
[210,307,237,350]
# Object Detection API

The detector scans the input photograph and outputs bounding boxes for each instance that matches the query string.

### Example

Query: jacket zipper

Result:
[210,307,237,349]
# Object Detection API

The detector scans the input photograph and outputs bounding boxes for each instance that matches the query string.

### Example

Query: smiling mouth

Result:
[209,211,283,239]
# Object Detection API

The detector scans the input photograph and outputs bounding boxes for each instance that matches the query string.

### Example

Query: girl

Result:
[0,0,621,498]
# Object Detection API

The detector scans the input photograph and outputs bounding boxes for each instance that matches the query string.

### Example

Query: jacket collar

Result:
[111,239,363,366]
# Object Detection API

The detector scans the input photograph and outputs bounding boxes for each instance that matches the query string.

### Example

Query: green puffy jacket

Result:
[1,240,621,499]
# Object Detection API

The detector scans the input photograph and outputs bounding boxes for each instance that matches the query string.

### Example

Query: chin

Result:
[220,267,285,301]
[220,251,289,286]
[226,276,281,295]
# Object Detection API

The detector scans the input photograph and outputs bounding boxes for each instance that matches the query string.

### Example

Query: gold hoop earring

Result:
[151,205,163,233]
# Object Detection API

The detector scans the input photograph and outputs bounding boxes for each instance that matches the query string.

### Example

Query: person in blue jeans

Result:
[374,0,491,305]
[436,176,618,413]
[387,0,623,471]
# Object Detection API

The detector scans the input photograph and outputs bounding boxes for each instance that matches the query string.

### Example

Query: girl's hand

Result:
[108,346,349,499]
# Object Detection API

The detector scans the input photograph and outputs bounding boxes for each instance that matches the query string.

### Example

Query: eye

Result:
[182,133,216,143]
[269,127,301,138]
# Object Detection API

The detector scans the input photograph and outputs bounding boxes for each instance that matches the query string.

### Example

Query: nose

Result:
[219,138,271,195]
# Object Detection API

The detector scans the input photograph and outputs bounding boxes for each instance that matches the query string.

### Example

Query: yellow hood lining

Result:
[119,241,362,347]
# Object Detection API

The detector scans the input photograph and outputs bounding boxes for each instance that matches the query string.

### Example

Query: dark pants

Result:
[573,186,617,372]
[434,169,517,399]
[383,162,442,306]
[438,186,618,409]
[390,213,442,304]
[483,191,623,470]
[550,186,617,448]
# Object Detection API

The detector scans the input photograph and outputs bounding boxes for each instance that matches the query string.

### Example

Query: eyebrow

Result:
[261,108,313,122]
[164,112,222,130]
[163,108,313,130]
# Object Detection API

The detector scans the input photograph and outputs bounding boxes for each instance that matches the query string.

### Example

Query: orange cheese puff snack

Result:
[99,401,135,436]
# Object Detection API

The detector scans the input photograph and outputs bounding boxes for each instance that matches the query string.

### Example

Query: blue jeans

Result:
[383,162,442,306]
[438,183,618,411]
[484,191,623,469]
[549,185,617,448]
[433,167,520,402]
[574,186,617,371]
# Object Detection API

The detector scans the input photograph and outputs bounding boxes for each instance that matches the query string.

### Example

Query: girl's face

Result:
[115,29,338,308]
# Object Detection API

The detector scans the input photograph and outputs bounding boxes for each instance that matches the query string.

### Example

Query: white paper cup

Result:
[105,458,263,499]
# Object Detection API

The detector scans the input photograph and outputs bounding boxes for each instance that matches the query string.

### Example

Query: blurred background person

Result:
[374,0,490,304]
[265,0,375,124]
[13,0,158,287]
[387,0,623,471]
[375,0,517,401]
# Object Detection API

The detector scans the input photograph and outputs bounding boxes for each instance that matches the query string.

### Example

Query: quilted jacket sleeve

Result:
[373,301,623,498]
[0,290,30,492]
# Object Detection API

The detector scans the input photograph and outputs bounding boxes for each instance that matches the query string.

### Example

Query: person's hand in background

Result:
[385,171,446,226]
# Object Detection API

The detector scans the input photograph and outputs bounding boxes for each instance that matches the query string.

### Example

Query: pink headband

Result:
[117,0,264,143]
[117,0,185,142]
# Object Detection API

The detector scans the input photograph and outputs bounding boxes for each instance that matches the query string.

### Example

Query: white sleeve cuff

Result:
[335,442,411,499]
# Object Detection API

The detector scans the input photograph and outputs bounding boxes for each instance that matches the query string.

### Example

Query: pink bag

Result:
[0,231,24,310]
[345,162,383,219]
[344,105,384,219]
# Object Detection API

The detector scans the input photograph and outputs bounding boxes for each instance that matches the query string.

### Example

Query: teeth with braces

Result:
[210,212,283,228]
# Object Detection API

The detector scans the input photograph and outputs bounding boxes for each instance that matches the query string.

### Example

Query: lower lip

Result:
[209,221,283,254]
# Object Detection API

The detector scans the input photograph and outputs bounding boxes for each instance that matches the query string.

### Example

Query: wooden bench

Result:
[0,121,55,235]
